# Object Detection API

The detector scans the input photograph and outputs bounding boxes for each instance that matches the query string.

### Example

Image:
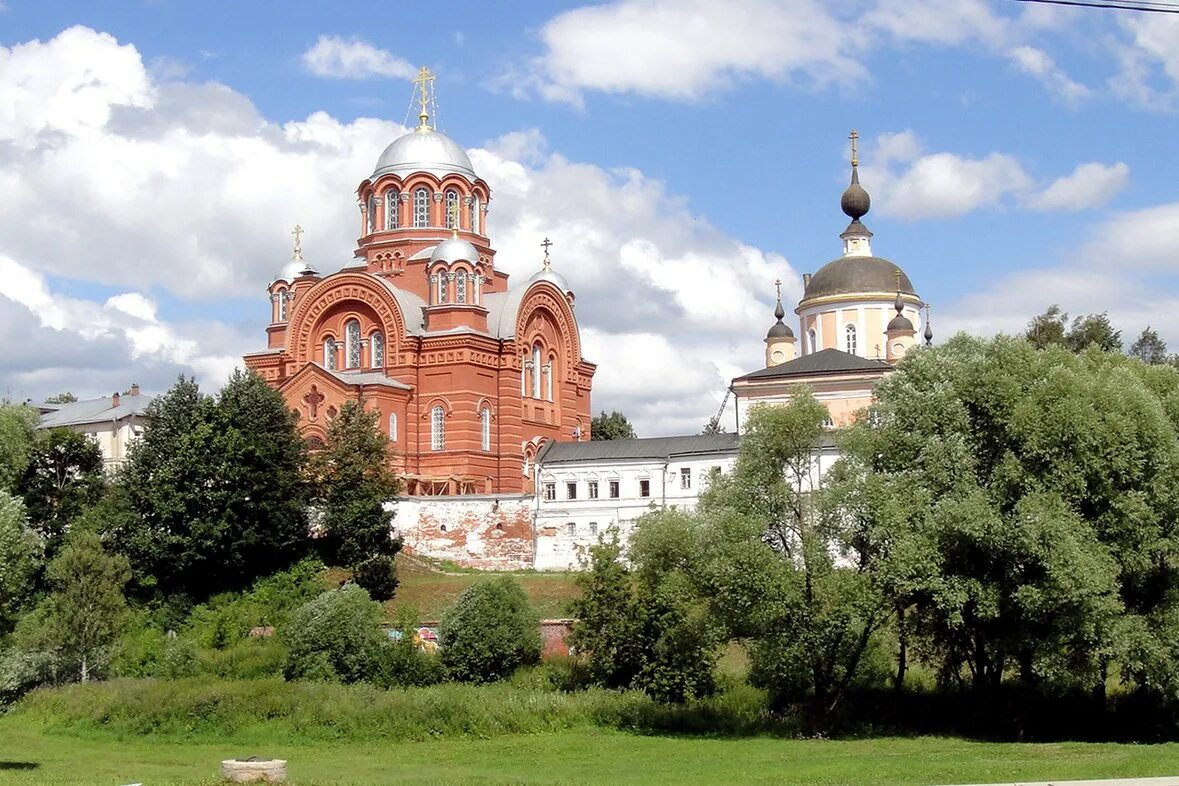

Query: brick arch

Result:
[287,273,406,365]
[515,283,581,380]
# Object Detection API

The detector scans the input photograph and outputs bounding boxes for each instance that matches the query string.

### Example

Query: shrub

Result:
[439,576,541,683]
[369,639,443,688]
[282,584,384,682]
[353,554,398,601]
[184,558,324,649]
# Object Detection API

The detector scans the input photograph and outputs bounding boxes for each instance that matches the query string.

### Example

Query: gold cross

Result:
[849,129,859,167]
[291,224,304,262]
[894,268,901,291]
[774,278,782,300]
[541,237,553,270]
[413,66,435,129]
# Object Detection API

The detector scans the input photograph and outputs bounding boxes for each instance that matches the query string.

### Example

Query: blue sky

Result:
[1,0,1178,434]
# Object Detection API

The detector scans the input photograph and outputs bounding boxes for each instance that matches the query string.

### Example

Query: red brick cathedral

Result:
[244,71,595,495]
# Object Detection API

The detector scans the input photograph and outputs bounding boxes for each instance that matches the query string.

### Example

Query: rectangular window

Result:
[608,480,619,499]
[589,522,598,537]
[639,479,650,498]
[588,481,599,499]
[680,467,691,490]
[566,522,575,536]
[544,483,556,501]
[566,482,577,500]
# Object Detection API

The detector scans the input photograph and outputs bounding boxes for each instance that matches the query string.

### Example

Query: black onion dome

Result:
[767,320,794,339]
[841,167,871,220]
[887,313,915,332]
[802,257,916,301]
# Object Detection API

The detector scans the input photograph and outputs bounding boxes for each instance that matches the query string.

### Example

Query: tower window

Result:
[431,405,445,450]
[413,187,430,228]
[388,412,398,442]
[470,196,479,233]
[845,324,857,356]
[276,289,288,321]
[323,339,337,371]
[445,189,459,229]
[370,331,385,368]
[531,344,542,399]
[385,189,399,229]
[367,195,377,234]
[456,271,467,304]
[808,329,817,354]
[480,407,491,451]
[437,271,448,304]
[345,319,361,369]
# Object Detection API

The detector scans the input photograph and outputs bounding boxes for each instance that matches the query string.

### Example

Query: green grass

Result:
[388,553,581,619]
[2,721,1179,785]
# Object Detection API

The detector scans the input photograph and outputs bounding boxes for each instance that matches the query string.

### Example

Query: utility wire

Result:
[1013,0,1179,13]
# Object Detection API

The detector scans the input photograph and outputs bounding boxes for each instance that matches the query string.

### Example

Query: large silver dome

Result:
[372,128,476,181]
[430,237,478,264]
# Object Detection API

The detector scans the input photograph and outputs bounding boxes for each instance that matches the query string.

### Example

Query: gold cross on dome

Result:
[291,224,304,262]
[849,129,859,167]
[774,278,782,299]
[541,237,553,270]
[413,66,435,129]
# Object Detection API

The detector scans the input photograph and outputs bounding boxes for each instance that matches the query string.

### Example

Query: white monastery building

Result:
[35,385,154,470]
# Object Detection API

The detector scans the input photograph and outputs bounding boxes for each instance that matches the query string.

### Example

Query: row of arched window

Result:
[424,405,492,452]
[323,320,384,371]
[429,269,483,306]
[366,187,482,234]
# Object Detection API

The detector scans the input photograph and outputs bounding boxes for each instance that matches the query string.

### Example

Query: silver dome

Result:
[372,128,476,181]
[528,268,572,293]
[429,237,478,264]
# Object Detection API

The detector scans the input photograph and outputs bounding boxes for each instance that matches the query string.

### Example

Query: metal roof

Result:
[325,368,413,390]
[38,392,154,428]
[538,433,740,464]
[734,348,891,382]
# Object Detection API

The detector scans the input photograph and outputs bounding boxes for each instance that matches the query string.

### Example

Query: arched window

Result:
[276,289,288,321]
[436,270,448,304]
[388,413,397,442]
[323,339,337,371]
[384,189,399,229]
[455,271,467,304]
[473,270,482,304]
[431,406,445,451]
[845,323,857,356]
[808,329,817,354]
[413,187,430,228]
[345,319,361,369]
[370,331,385,368]
[545,355,554,401]
[531,344,542,398]
[367,195,377,234]
[445,189,459,230]
[470,196,480,234]
[480,407,491,451]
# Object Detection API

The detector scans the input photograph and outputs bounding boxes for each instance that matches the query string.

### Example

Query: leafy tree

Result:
[1066,312,1122,353]
[0,404,39,494]
[282,584,385,682]
[42,392,77,405]
[353,554,398,602]
[117,373,311,600]
[0,491,42,633]
[43,528,131,682]
[700,414,727,435]
[1129,327,1169,366]
[16,428,104,551]
[1025,305,1068,349]
[567,537,646,690]
[439,576,541,683]
[590,410,636,441]
[313,400,401,568]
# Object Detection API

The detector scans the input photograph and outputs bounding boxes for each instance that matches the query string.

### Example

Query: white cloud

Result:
[301,35,416,80]
[1026,161,1129,212]
[1008,45,1090,105]
[1111,14,1179,109]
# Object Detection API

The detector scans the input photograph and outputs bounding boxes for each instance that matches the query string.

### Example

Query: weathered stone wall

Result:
[392,494,535,570]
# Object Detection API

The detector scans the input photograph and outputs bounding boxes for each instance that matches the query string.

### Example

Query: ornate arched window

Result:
[531,344,542,399]
[445,189,460,230]
[413,187,430,228]
[388,412,397,442]
[370,331,385,368]
[470,196,480,234]
[323,338,337,371]
[276,289,288,321]
[545,353,554,401]
[845,323,857,356]
[808,329,817,354]
[480,407,491,451]
[473,270,482,304]
[431,405,445,451]
[367,195,377,234]
[384,189,399,229]
[436,270,448,304]
[455,271,467,304]
[345,319,361,369]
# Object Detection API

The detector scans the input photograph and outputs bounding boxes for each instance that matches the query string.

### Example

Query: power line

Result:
[1012,0,1179,13]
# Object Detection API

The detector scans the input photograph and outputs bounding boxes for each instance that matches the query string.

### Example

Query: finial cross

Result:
[413,66,435,129]
[447,200,461,237]
[849,129,859,167]
[541,237,553,270]
[774,278,782,299]
[291,224,304,262]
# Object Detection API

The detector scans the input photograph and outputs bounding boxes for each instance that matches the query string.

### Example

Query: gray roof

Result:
[802,256,915,302]
[325,368,412,390]
[38,392,154,428]
[539,433,740,464]
[372,128,477,181]
[735,348,891,382]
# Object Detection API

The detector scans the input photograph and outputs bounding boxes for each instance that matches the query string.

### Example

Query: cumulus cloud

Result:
[1008,45,1090,105]
[1026,162,1129,212]
[301,35,416,80]
[1110,14,1179,109]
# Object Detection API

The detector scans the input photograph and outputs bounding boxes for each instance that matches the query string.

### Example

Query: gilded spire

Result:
[850,129,859,168]
[413,66,435,131]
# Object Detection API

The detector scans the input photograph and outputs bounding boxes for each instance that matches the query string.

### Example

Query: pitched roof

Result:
[38,392,154,428]
[734,348,891,382]
[538,433,740,464]
[323,367,413,390]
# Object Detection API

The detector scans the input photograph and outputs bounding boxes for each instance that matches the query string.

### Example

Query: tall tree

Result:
[313,400,401,568]
[1066,312,1122,353]
[590,410,636,441]
[43,528,130,682]
[0,404,39,494]
[1129,327,1169,365]
[16,428,105,552]
[1025,305,1068,349]
[700,414,727,435]
[0,492,42,634]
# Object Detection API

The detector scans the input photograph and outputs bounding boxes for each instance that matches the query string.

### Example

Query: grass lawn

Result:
[386,553,581,619]
[1,721,1178,785]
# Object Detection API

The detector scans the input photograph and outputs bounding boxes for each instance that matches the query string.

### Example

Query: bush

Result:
[184,558,324,649]
[369,639,443,688]
[439,577,541,684]
[282,585,384,682]
[353,554,398,602]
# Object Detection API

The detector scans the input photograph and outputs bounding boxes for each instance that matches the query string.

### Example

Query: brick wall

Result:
[393,494,535,570]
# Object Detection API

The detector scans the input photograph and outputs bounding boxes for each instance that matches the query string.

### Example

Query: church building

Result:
[244,69,595,498]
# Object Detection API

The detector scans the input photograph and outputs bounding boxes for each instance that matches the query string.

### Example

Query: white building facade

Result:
[36,386,153,471]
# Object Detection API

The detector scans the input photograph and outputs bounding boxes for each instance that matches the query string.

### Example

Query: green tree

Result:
[439,577,541,683]
[700,414,727,435]
[1066,312,1122,353]
[42,392,77,405]
[591,410,636,441]
[117,373,311,600]
[567,537,646,690]
[0,491,43,633]
[1025,305,1068,349]
[1129,327,1169,365]
[282,584,386,683]
[43,528,131,682]
[0,404,39,493]
[313,400,401,568]
[16,428,105,551]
